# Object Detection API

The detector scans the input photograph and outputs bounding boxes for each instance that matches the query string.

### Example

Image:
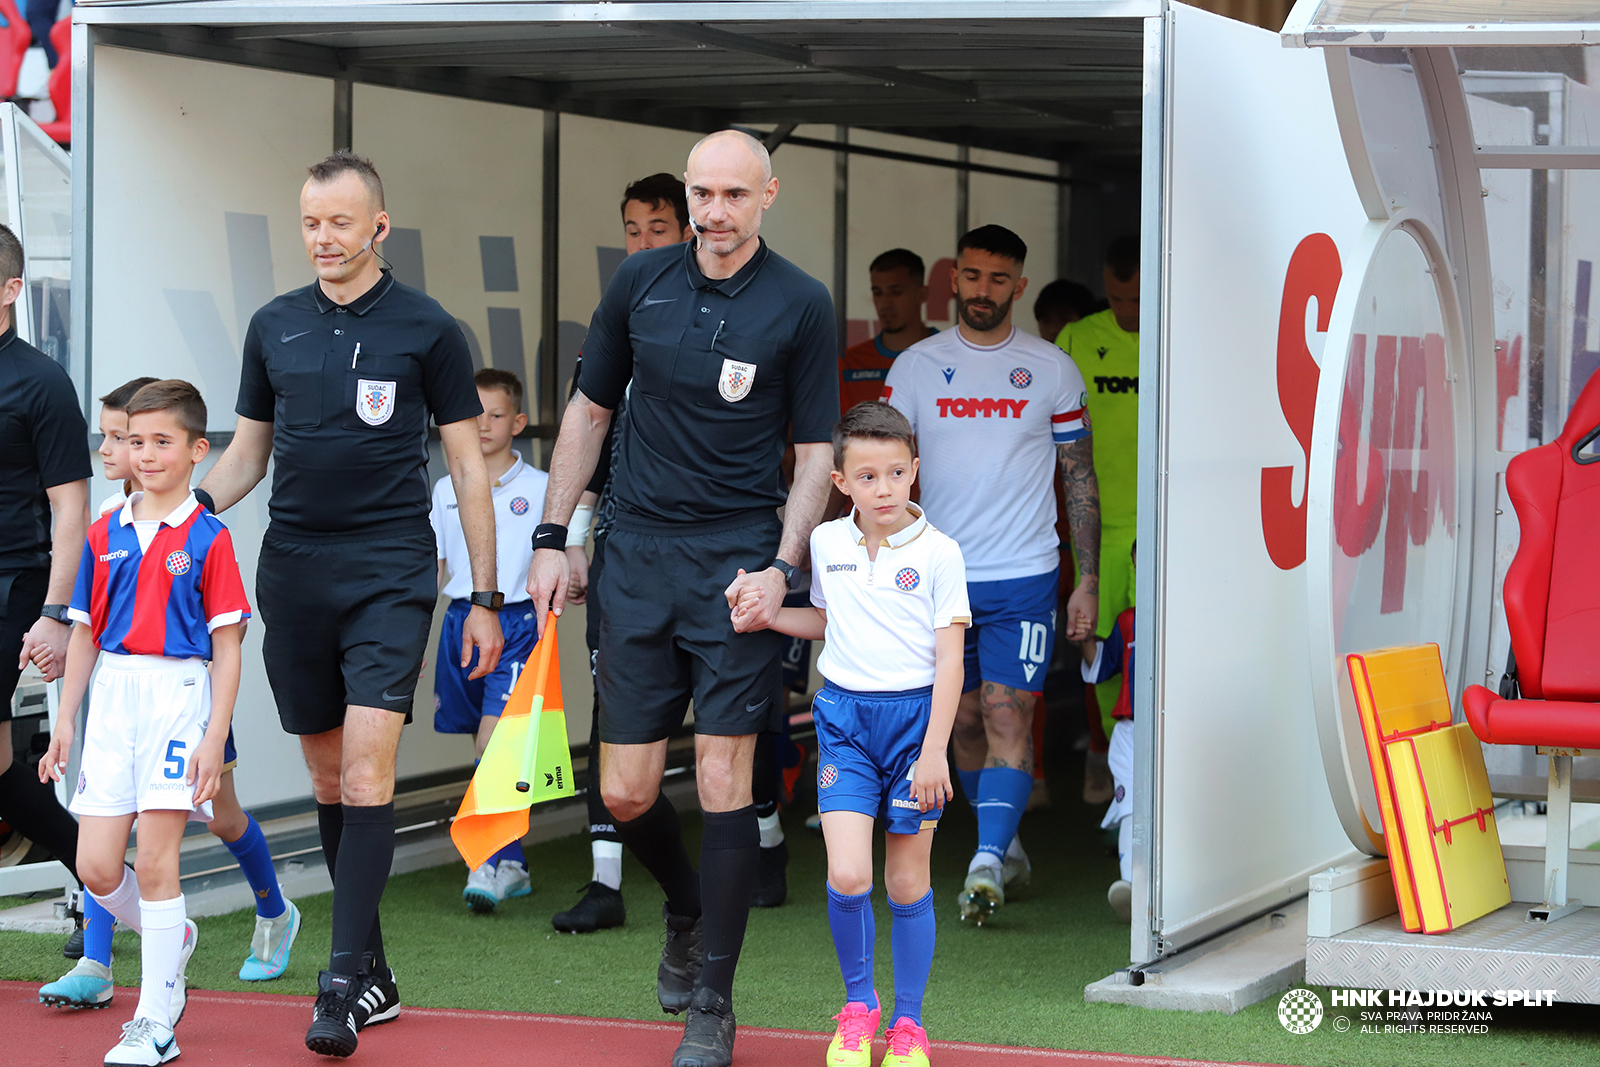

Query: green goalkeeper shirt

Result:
[1055,308,1139,530]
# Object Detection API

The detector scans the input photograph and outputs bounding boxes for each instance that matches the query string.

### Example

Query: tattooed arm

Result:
[1058,436,1101,641]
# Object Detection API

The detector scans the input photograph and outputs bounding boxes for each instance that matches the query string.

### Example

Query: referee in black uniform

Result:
[0,223,90,919]
[198,153,504,1059]
[529,130,837,1067]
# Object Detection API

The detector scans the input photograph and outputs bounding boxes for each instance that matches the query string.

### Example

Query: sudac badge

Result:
[357,379,396,426]
[719,358,757,403]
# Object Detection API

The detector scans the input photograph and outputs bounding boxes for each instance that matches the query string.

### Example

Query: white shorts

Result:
[1100,718,1133,830]
[70,653,214,823]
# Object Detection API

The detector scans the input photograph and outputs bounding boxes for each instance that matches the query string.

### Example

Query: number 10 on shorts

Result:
[1018,622,1048,665]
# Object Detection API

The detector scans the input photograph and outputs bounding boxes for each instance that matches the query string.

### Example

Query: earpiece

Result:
[339,222,386,266]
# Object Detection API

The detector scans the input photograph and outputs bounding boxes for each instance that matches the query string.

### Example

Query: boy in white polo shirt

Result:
[430,368,548,913]
[732,401,968,1067]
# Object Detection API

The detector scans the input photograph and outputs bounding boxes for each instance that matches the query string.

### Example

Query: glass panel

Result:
[15,121,69,367]
[1330,224,1461,666]
[1463,50,1600,146]
[1468,92,1535,452]
[1347,51,1448,250]
[1313,1,1600,26]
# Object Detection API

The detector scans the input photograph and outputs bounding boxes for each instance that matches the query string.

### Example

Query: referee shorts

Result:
[596,516,784,745]
[0,567,47,720]
[257,531,435,735]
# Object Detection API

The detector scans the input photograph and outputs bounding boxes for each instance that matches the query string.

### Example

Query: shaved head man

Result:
[683,130,778,265]
[530,132,839,1067]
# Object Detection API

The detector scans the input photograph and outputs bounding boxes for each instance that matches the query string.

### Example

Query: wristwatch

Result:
[39,604,70,624]
[769,559,796,590]
[468,591,505,610]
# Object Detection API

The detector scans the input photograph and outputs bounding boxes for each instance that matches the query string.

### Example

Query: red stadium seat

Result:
[1462,368,1600,923]
[36,17,67,145]
[0,0,33,101]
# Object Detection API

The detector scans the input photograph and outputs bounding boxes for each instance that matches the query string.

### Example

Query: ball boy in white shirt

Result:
[40,380,250,1066]
[430,368,549,913]
[732,402,969,1067]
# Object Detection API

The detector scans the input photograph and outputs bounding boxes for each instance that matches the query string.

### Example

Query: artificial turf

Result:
[3,766,1598,1067]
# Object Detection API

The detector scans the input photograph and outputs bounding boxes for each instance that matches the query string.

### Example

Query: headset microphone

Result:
[339,222,386,266]
[688,215,705,235]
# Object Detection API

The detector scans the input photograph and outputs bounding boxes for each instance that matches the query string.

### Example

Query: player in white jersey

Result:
[883,224,1101,924]
[430,368,549,913]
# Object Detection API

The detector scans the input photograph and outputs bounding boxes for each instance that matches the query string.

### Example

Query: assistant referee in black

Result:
[198,152,504,1059]
[529,130,837,1067]
[0,222,90,925]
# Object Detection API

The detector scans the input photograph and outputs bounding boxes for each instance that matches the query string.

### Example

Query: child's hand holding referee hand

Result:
[911,750,953,813]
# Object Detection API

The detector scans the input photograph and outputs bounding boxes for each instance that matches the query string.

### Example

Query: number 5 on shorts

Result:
[1017,622,1047,664]
[164,739,187,780]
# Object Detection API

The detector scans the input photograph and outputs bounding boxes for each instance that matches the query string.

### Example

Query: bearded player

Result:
[882,224,1099,923]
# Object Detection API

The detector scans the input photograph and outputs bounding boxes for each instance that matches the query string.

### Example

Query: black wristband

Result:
[193,487,216,513]
[533,523,568,552]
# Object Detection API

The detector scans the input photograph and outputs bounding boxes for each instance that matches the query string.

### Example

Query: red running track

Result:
[4,982,1296,1067]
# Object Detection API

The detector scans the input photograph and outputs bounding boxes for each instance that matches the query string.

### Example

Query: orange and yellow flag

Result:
[450,614,575,871]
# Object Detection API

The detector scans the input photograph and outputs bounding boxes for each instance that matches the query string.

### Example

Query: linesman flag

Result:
[451,613,574,871]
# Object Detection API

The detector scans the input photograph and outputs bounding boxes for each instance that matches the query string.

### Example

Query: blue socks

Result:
[224,813,286,919]
[973,767,1033,866]
[826,884,878,1010]
[82,891,114,966]
[956,767,982,807]
[889,890,935,1025]
[489,840,526,867]
[829,884,937,1026]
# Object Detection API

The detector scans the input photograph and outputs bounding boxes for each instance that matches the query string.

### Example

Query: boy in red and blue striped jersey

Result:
[40,379,248,1067]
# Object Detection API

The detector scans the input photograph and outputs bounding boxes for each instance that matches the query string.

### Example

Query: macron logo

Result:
[98,549,129,562]
[935,397,1029,418]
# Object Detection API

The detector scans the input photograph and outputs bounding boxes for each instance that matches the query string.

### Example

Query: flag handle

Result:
[515,614,560,792]
[515,694,545,792]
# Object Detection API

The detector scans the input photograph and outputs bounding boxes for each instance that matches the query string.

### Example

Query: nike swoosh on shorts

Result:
[281,330,312,343]
[381,690,409,702]
[745,698,769,713]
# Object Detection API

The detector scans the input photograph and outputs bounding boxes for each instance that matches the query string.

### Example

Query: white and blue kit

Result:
[809,506,970,834]
[430,453,549,732]
[882,326,1089,693]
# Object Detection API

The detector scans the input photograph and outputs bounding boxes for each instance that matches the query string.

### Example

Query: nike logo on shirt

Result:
[281,330,313,343]
[639,296,675,307]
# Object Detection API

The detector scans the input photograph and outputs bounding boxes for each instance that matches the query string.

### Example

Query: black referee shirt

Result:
[236,269,482,542]
[578,239,838,527]
[0,323,89,571]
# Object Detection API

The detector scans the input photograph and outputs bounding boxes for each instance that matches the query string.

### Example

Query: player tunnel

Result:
[58,0,1594,1001]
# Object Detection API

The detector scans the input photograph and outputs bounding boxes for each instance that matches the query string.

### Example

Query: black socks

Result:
[585,706,619,844]
[752,731,779,821]
[698,804,758,1000]
[318,801,390,974]
[0,763,79,881]
[612,790,701,919]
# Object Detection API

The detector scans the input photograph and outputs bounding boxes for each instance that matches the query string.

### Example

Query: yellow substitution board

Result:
[1385,722,1510,934]
[1346,645,1454,933]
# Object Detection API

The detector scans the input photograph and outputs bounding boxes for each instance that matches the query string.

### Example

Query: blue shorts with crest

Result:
[813,682,941,836]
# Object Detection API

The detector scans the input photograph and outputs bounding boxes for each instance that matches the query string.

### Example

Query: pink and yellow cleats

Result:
[825,1000,880,1067]
[882,1018,932,1067]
